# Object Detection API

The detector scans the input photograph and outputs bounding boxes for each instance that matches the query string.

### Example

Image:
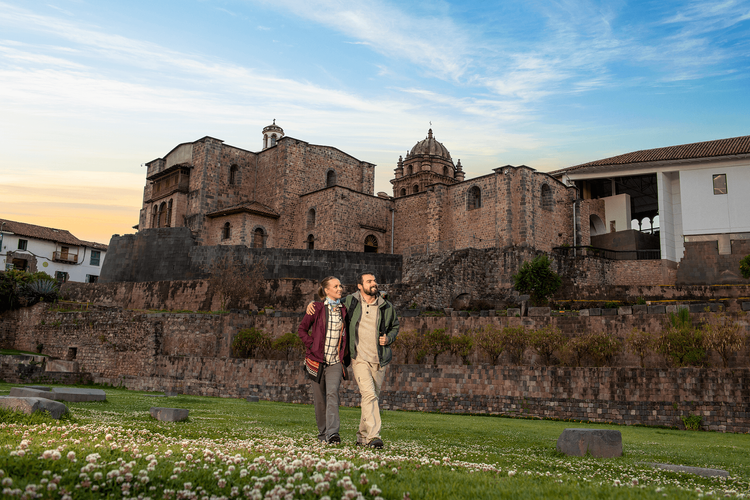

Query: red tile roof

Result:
[0,219,108,250]
[551,135,750,175]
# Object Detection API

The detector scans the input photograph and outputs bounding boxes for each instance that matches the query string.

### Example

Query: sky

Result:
[1,0,749,245]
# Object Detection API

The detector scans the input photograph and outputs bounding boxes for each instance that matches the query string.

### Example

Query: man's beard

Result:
[363,285,378,297]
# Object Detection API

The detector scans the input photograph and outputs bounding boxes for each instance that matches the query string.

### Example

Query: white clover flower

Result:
[2,478,13,487]
[67,451,76,461]
[509,470,517,477]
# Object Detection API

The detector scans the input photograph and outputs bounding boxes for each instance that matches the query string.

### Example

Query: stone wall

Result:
[100,227,402,286]
[677,239,750,285]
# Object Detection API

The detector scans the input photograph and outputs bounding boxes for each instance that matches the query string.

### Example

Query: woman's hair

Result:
[318,276,338,300]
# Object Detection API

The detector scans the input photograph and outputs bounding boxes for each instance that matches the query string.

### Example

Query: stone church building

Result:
[138,121,598,257]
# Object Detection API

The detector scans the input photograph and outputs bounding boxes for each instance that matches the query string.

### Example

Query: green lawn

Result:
[1,382,749,499]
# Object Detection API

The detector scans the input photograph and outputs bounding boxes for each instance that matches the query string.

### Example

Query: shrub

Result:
[582,331,622,367]
[501,326,528,365]
[21,279,60,303]
[231,327,271,358]
[528,325,566,366]
[740,254,750,279]
[702,311,745,368]
[474,325,504,365]
[657,310,706,367]
[626,328,655,368]
[512,254,562,306]
[603,301,619,309]
[393,330,423,364]
[560,335,587,367]
[449,333,473,365]
[423,328,451,365]
[681,414,703,431]
[272,332,304,361]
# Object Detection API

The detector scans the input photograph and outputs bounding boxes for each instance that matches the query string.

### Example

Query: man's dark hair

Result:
[357,272,376,286]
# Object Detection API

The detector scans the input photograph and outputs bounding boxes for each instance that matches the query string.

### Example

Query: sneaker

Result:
[328,433,341,444]
[367,438,384,449]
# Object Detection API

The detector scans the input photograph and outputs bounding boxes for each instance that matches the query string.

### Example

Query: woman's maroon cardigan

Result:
[297,301,350,366]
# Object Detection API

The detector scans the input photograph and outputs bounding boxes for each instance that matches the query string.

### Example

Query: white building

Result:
[0,219,108,283]
[551,135,750,284]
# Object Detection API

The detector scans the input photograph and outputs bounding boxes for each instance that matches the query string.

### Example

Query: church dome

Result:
[263,119,283,135]
[409,129,452,161]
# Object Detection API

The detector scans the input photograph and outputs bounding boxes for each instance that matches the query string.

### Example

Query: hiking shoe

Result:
[328,433,341,444]
[367,438,384,449]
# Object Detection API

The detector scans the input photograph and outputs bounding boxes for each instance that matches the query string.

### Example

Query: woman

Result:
[297,276,349,444]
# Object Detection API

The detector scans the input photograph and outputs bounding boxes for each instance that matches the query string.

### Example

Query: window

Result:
[55,271,69,283]
[400,188,406,197]
[326,170,337,187]
[467,186,481,210]
[86,275,98,283]
[167,199,173,227]
[253,228,266,248]
[152,205,158,228]
[307,209,316,229]
[222,222,231,241]
[159,202,167,227]
[713,174,727,195]
[406,165,413,176]
[443,166,450,177]
[271,135,277,147]
[307,234,315,250]
[541,184,553,211]
[18,239,28,250]
[364,235,378,253]
[229,165,238,185]
[413,184,419,194]
[90,250,101,266]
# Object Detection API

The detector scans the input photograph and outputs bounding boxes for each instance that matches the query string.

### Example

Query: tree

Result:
[474,325,504,365]
[393,330,422,364]
[272,332,304,361]
[528,325,566,366]
[206,255,267,311]
[656,309,706,367]
[626,328,655,368]
[500,326,528,365]
[449,332,474,365]
[702,311,745,368]
[232,327,271,358]
[512,255,562,306]
[423,328,451,366]
[741,254,750,279]
[581,331,622,367]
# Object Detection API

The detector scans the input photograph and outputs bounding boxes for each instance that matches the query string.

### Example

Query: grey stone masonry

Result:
[528,307,551,317]
[0,396,69,419]
[46,359,79,373]
[507,308,521,317]
[556,428,622,458]
[9,387,53,399]
[743,302,750,312]
[618,306,632,315]
[588,308,601,316]
[51,388,106,402]
[150,407,189,422]
[648,305,666,314]
[632,305,648,315]
[602,308,618,316]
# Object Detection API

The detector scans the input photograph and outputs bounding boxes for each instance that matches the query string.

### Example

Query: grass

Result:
[1,382,750,499]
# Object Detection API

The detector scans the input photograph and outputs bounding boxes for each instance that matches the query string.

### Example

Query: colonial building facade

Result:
[137,123,594,258]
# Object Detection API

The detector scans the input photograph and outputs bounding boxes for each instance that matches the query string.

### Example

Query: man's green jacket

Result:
[342,292,399,367]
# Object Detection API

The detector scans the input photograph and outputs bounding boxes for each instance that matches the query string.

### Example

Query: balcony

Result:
[53,251,78,263]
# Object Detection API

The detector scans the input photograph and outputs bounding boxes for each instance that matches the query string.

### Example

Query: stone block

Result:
[507,308,521,317]
[648,305,666,314]
[28,386,52,391]
[632,305,648,315]
[617,306,632,315]
[743,302,750,312]
[666,305,678,314]
[51,387,106,402]
[9,387,54,399]
[528,307,551,317]
[0,396,69,419]
[45,359,79,373]
[588,308,601,316]
[150,407,189,422]
[602,308,618,316]
[556,428,622,458]
[246,396,260,402]
[648,463,729,478]
[578,309,590,317]
[689,303,711,314]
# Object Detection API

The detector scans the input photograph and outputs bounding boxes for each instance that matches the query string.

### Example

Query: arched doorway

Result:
[364,235,378,253]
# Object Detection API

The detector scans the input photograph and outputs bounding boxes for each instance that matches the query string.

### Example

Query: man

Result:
[307,272,399,448]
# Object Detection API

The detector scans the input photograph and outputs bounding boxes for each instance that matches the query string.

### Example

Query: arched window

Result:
[167,199,173,227]
[590,215,606,236]
[253,228,266,248]
[152,205,158,228]
[270,134,277,147]
[443,166,450,177]
[406,165,413,176]
[413,184,419,194]
[400,188,406,197]
[159,202,167,227]
[307,234,315,250]
[364,235,378,253]
[541,184,553,211]
[222,222,230,241]
[326,170,337,187]
[307,208,316,229]
[229,165,238,185]
[263,134,268,149]
[467,186,481,210]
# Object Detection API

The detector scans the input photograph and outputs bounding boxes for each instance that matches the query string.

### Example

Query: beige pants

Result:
[352,358,387,444]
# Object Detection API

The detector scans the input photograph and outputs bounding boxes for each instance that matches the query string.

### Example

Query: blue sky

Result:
[1,0,749,244]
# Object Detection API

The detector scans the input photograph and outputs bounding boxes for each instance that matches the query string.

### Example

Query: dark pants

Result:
[312,362,343,441]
